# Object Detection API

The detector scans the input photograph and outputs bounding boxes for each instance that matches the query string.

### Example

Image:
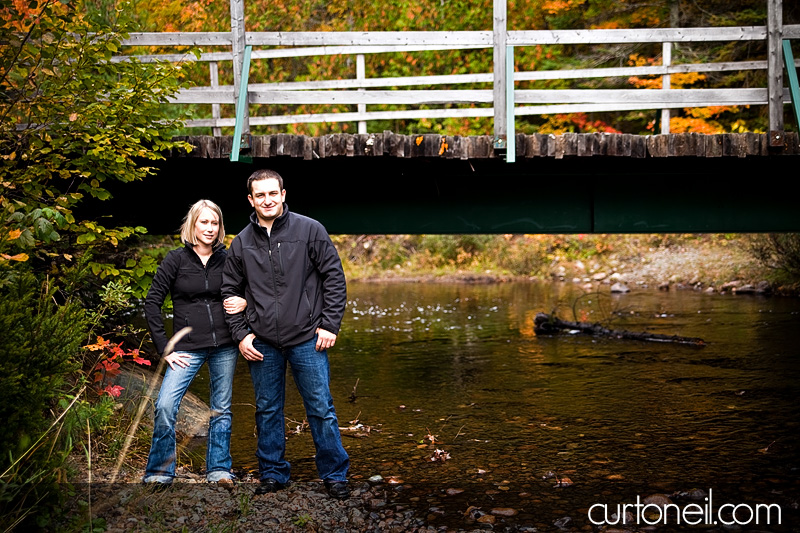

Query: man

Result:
[222,169,350,499]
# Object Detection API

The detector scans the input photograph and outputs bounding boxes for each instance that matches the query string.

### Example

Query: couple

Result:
[142,169,350,499]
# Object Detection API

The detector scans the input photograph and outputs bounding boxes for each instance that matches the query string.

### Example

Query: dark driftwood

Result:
[533,312,706,346]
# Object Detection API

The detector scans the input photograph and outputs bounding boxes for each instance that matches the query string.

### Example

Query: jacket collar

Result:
[250,203,290,233]
[183,241,225,263]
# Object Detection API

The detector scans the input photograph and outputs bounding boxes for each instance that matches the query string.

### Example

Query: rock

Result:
[705,286,715,293]
[642,493,673,509]
[477,514,496,524]
[733,284,757,294]
[111,367,211,437]
[553,516,573,529]
[593,272,607,281]
[491,507,518,517]
[721,280,742,291]
[658,282,670,291]
[611,282,630,293]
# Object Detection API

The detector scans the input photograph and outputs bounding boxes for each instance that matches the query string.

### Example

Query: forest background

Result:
[2,0,800,530]
[92,0,800,136]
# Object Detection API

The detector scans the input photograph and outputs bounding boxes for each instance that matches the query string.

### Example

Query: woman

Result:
[143,199,245,485]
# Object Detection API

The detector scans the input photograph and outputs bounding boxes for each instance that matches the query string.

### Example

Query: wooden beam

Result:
[768,0,784,145]
[120,25,800,48]
[246,31,491,47]
[492,0,507,144]
[509,26,767,45]
[230,0,249,134]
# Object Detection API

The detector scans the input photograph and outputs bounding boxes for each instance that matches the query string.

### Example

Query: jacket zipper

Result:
[267,234,281,347]
[204,258,218,347]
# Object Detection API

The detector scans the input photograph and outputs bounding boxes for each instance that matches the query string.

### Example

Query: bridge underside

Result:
[105,152,799,235]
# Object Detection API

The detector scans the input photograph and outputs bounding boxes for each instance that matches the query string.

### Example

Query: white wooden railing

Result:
[116,0,798,146]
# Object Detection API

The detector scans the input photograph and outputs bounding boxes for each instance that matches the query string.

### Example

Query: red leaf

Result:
[104,385,124,398]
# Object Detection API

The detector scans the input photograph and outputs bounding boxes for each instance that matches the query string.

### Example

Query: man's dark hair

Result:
[247,169,284,195]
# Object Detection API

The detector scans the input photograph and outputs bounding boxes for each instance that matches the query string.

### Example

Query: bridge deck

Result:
[175,132,800,160]
[106,132,800,235]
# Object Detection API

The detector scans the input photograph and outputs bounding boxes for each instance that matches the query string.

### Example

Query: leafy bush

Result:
[0,273,89,529]
[748,234,800,284]
[0,274,88,461]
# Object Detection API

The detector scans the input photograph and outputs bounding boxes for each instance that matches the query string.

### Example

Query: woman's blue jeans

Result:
[144,343,238,482]
[248,336,349,484]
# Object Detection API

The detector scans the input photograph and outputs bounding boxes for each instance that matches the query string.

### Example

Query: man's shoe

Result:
[255,478,288,495]
[324,480,350,500]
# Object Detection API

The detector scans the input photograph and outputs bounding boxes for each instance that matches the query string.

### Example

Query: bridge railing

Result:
[117,24,800,139]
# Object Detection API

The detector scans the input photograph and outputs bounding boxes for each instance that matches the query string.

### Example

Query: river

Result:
[189,281,800,531]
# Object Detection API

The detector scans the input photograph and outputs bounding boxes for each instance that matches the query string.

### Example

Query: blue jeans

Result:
[248,336,349,484]
[144,343,238,482]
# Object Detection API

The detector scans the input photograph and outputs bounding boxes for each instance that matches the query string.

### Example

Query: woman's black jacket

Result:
[144,243,234,355]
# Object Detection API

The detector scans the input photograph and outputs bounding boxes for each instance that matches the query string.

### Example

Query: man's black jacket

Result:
[221,206,347,349]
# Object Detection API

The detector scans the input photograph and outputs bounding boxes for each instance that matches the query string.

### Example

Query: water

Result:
[191,281,800,530]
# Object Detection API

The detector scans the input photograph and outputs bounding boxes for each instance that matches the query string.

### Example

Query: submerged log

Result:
[533,312,706,346]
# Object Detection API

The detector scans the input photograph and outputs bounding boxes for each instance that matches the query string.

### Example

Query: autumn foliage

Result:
[85,337,151,398]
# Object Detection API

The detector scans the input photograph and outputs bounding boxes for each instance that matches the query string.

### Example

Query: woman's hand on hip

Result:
[165,351,192,371]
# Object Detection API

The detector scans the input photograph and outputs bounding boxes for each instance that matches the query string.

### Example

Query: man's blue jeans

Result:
[144,343,238,482]
[248,336,349,484]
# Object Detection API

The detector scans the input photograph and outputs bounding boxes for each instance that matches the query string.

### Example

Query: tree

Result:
[0,0,188,286]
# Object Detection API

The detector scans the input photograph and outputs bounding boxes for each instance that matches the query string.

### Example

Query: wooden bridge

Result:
[107,131,800,235]
[105,0,800,234]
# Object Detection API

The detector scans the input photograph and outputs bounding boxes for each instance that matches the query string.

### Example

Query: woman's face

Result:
[194,207,220,247]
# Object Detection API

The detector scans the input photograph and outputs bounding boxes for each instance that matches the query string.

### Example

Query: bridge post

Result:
[493,0,507,150]
[357,54,367,134]
[767,0,784,146]
[230,0,250,134]
[660,42,671,134]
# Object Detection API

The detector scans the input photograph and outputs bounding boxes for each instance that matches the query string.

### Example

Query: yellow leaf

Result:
[8,229,22,240]
[1,253,29,262]
[415,136,423,146]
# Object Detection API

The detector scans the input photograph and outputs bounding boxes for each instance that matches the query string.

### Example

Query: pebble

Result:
[490,507,518,517]
[611,282,630,293]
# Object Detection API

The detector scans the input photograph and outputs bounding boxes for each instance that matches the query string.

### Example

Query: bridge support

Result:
[768,0,784,146]
[492,0,507,152]
[229,0,249,135]
[784,40,800,128]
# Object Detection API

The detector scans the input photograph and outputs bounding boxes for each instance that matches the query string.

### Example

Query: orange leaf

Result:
[85,336,111,351]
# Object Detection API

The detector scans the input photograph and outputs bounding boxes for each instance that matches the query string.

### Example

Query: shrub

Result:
[748,234,800,283]
[0,273,89,461]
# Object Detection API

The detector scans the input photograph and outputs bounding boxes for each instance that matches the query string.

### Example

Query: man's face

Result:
[248,178,286,224]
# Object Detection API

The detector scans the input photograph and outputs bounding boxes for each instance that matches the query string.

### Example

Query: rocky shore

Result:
[68,473,467,532]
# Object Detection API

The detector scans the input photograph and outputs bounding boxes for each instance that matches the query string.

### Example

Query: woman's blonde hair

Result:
[179,199,225,246]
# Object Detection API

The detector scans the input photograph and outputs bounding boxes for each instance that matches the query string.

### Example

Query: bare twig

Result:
[109,326,191,483]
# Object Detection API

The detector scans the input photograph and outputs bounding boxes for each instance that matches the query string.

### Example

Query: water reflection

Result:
[190,281,800,530]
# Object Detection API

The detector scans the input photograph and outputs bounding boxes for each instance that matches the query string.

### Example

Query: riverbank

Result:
[337,234,797,295]
[66,457,499,532]
[66,476,450,532]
